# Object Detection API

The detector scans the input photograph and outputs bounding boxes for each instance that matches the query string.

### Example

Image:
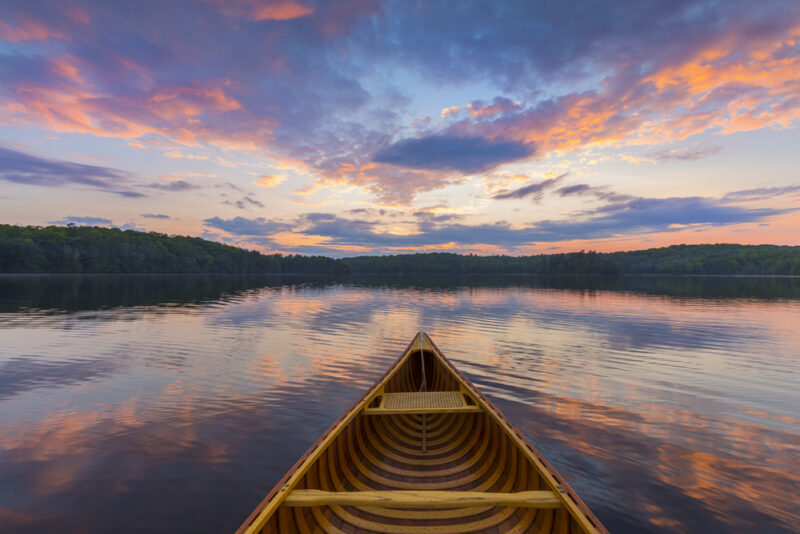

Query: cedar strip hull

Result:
[237,333,608,534]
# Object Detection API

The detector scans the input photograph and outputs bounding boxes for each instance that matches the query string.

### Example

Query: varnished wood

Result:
[236,332,608,534]
[363,391,483,415]
[363,405,483,415]
[283,490,563,508]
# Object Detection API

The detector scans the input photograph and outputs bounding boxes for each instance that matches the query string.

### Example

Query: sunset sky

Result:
[1,0,799,256]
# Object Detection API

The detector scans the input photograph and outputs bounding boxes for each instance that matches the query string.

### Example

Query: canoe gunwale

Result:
[424,335,609,534]
[234,335,421,534]
[235,333,608,534]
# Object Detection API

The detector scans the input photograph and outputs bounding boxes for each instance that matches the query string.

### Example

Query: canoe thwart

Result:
[363,391,482,415]
[282,489,563,508]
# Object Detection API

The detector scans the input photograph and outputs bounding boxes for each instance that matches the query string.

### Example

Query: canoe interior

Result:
[239,333,606,534]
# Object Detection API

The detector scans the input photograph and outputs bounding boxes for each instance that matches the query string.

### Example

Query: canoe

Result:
[237,332,607,534]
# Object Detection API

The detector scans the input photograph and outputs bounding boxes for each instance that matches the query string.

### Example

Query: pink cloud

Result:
[251,1,314,21]
[0,19,68,43]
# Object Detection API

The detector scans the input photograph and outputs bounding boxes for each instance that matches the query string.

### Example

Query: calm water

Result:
[1,275,799,533]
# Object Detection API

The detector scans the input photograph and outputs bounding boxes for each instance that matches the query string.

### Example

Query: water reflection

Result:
[0,275,798,533]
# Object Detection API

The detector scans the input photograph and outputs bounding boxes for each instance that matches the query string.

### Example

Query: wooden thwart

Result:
[283,490,563,509]
[363,391,482,415]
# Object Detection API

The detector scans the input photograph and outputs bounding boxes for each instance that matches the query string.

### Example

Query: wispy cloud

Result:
[145,180,200,192]
[493,173,567,200]
[0,146,141,197]
[650,145,722,161]
[723,184,800,201]
[224,194,265,209]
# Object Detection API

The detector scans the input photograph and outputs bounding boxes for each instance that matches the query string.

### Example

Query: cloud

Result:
[0,19,68,43]
[253,174,285,187]
[203,216,292,235]
[493,173,567,200]
[440,106,461,118]
[0,146,139,196]
[145,180,200,191]
[723,184,800,201]
[555,183,633,202]
[141,213,170,219]
[48,216,112,225]
[216,193,787,253]
[0,1,799,204]
[224,194,265,209]
[163,152,210,160]
[250,1,314,21]
[467,97,521,118]
[373,135,534,173]
[0,356,117,400]
[556,184,593,196]
[650,145,722,161]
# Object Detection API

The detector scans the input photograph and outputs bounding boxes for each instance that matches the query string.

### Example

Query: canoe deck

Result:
[237,333,607,534]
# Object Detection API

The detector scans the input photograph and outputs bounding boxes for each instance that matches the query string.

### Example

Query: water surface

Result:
[1,275,798,533]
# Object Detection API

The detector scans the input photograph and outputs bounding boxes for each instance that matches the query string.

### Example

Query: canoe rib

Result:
[236,332,608,534]
[283,489,562,508]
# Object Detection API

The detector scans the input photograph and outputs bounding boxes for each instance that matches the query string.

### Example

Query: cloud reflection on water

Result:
[0,275,798,533]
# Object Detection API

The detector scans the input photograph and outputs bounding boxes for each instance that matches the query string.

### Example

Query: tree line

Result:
[1,224,798,275]
[341,245,800,275]
[0,224,346,275]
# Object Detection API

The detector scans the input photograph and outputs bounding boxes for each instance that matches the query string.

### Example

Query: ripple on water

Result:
[0,276,798,533]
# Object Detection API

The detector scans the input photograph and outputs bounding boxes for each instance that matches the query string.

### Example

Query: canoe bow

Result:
[237,332,607,534]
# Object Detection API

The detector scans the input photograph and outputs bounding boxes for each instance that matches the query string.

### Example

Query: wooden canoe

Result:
[237,333,607,534]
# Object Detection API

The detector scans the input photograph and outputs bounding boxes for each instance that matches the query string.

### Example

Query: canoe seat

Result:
[363,391,482,415]
[282,490,562,508]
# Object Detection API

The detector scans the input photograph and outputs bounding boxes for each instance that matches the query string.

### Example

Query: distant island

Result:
[1,224,799,275]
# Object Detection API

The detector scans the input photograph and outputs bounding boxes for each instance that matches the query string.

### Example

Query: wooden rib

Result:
[373,414,471,451]
[284,490,562,508]
[326,504,521,534]
[361,415,486,466]
[310,505,345,534]
[358,433,527,521]
[353,417,491,478]
[336,422,504,490]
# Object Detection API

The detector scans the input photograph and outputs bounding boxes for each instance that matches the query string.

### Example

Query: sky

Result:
[1,0,799,257]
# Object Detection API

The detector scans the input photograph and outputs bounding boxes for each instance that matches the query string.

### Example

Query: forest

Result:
[0,224,346,274]
[342,245,800,275]
[1,224,799,276]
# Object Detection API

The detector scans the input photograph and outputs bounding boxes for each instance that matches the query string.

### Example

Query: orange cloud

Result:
[251,2,314,21]
[148,85,242,119]
[253,174,286,187]
[3,72,272,151]
[479,25,800,162]
[440,105,461,118]
[164,151,210,160]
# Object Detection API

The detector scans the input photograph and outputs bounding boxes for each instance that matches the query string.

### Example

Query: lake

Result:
[0,274,798,533]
